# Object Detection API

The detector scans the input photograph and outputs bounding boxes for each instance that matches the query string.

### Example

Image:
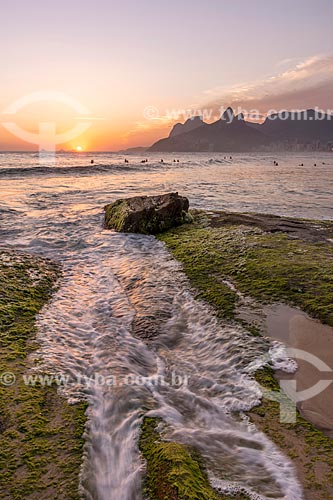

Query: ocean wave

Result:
[0,163,149,178]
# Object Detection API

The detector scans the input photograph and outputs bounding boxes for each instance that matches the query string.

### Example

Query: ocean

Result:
[0,151,332,219]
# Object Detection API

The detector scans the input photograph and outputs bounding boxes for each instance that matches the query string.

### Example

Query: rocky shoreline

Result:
[1,207,332,500]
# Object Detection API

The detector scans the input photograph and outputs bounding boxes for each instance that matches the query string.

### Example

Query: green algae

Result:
[104,199,130,232]
[252,368,333,499]
[158,212,333,325]
[157,211,333,500]
[0,250,87,500]
[139,417,250,500]
[104,196,192,235]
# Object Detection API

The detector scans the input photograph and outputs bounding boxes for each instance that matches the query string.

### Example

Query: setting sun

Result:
[76,146,83,152]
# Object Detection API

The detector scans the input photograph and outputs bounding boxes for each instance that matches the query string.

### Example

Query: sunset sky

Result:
[1,0,333,151]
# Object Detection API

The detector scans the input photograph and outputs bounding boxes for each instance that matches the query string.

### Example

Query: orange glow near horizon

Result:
[0,101,170,152]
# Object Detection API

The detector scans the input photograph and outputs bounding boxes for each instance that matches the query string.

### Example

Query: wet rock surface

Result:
[207,210,333,243]
[104,192,190,234]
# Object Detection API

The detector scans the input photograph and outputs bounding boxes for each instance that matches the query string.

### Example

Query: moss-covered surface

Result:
[139,417,250,500]
[104,199,130,232]
[157,210,333,500]
[158,211,333,325]
[0,250,87,500]
[252,369,333,500]
[104,195,192,235]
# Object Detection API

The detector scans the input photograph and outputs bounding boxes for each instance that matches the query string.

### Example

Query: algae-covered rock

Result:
[0,249,87,499]
[104,192,191,234]
[139,417,225,500]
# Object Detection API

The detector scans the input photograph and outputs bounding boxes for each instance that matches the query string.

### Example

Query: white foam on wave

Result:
[269,341,298,373]
[244,339,298,375]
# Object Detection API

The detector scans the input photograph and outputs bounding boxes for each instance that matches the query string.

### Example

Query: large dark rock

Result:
[104,192,191,234]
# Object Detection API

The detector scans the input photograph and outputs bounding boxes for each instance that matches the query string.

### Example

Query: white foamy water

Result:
[0,151,325,499]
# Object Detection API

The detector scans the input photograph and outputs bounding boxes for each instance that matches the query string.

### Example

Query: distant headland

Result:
[148,107,333,153]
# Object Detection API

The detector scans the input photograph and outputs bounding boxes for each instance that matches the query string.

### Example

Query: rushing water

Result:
[1,152,332,499]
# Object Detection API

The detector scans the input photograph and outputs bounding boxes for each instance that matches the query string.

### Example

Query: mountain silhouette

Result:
[169,116,204,137]
[149,108,333,152]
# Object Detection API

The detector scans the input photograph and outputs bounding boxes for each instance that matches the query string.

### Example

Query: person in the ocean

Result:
[161,159,164,163]
[90,159,94,164]
[124,158,129,163]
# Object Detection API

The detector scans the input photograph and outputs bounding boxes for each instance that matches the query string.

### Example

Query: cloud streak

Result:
[203,55,333,118]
